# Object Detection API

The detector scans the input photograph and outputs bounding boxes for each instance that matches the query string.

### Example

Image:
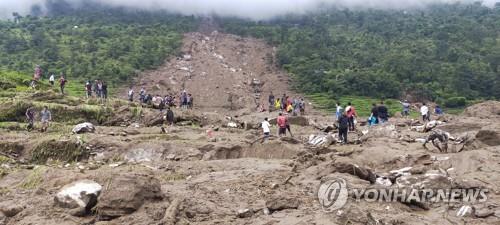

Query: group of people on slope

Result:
[268,92,306,116]
[260,112,294,143]
[128,87,193,110]
[30,65,68,95]
[85,79,108,101]
[25,106,52,132]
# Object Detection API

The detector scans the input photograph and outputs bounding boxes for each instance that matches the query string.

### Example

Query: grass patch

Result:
[19,166,47,189]
[30,139,88,164]
[307,93,464,118]
[160,172,187,182]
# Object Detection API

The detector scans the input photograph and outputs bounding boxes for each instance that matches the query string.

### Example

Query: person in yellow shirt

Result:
[275,98,281,111]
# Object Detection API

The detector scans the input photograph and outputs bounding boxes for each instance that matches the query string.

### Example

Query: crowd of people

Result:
[268,92,306,116]
[261,96,446,145]
[85,79,108,102]
[30,65,68,95]
[128,87,194,111]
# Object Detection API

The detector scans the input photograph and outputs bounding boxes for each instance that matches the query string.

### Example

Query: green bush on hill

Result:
[218,3,500,105]
[0,3,198,94]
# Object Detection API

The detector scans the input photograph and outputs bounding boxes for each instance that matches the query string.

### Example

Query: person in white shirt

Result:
[49,74,55,86]
[420,103,430,122]
[261,117,271,143]
[335,102,343,121]
[128,87,134,102]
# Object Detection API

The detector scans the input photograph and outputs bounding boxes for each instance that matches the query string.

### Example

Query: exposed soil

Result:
[1,26,500,225]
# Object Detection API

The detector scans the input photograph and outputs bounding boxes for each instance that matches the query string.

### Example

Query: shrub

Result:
[444,97,467,108]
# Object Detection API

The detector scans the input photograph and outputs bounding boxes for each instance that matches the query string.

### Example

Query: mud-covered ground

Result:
[1,30,500,225]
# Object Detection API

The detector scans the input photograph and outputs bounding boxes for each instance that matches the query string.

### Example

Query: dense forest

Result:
[1,1,499,107]
[0,1,198,92]
[218,3,500,107]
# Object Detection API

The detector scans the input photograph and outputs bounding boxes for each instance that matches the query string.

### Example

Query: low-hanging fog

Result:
[0,0,498,20]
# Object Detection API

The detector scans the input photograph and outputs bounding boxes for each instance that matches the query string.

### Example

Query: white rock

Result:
[375,177,392,187]
[72,123,95,134]
[54,180,102,209]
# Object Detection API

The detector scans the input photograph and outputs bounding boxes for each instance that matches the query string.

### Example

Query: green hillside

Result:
[218,3,500,107]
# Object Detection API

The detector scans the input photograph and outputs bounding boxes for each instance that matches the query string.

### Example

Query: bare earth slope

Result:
[130,31,297,113]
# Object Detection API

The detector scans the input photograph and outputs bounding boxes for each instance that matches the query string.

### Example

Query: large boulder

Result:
[72,122,96,134]
[265,197,299,213]
[96,173,164,220]
[0,201,24,217]
[54,180,102,210]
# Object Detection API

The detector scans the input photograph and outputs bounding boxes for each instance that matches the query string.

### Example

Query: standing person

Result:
[285,113,293,137]
[378,101,389,123]
[435,105,443,115]
[346,102,358,131]
[299,98,306,115]
[161,107,175,133]
[49,73,55,86]
[166,107,175,126]
[96,80,103,99]
[101,81,108,102]
[268,92,275,112]
[33,65,42,81]
[59,74,67,95]
[261,117,271,143]
[139,87,146,103]
[401,100,411,118]
[420,103,430,122]
[335,102,343,121]
[277,112,287,137]
[370,103,379,125]
[275,98,281,111]
[85,81,92,99]
[181,91,188,109]
[128,87,134,102]
[25,107,36,131]
[338,111,349,144]
[281,94,287,111]
[40,106,52,132]
[186,94,192,109]
[189,94,194,109]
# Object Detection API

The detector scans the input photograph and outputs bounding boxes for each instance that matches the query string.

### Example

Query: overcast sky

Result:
[0,0,498,20]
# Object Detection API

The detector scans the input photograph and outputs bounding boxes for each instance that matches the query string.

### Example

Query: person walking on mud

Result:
[161,107,175,133]
[338,111,349,144]
[25,107,36,131]
[261,117,271,143]
[40,106,52,132]
[277,112,287,137]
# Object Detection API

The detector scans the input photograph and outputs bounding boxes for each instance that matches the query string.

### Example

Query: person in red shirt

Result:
[277,112,287,137]
[345,102,358,131]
